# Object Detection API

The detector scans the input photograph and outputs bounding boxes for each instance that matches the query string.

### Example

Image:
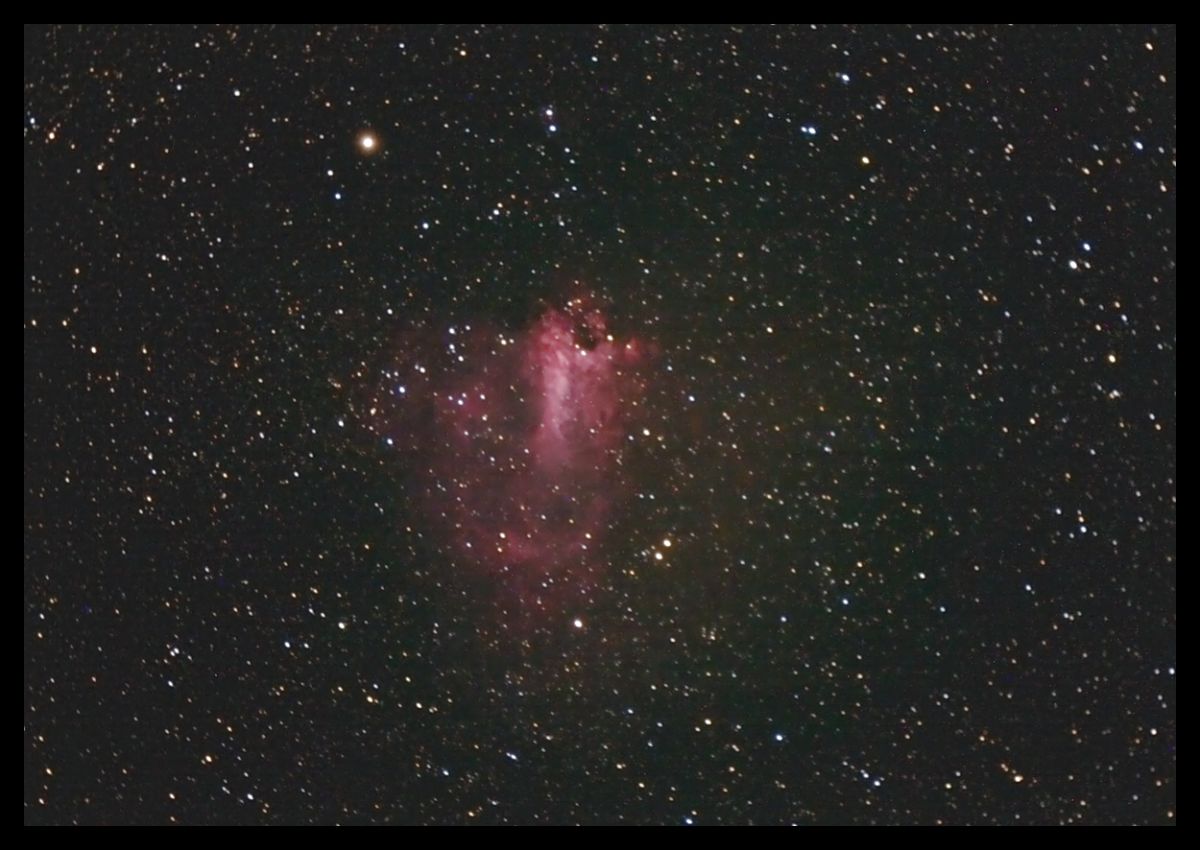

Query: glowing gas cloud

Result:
[367,294,651,598]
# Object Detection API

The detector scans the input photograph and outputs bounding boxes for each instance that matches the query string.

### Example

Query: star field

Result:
[24,25,1175,825]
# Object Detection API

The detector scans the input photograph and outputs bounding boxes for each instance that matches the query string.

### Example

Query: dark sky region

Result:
[24,25,1175,825]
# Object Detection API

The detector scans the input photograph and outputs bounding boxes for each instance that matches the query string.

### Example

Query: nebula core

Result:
[369,296,651,599]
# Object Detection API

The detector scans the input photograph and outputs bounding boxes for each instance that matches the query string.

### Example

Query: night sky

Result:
[24,25,1176,825]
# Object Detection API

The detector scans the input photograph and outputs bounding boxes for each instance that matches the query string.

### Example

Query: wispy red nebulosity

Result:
[367,295,651,605]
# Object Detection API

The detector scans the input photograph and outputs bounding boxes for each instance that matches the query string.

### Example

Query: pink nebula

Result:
[367,295,650,601]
